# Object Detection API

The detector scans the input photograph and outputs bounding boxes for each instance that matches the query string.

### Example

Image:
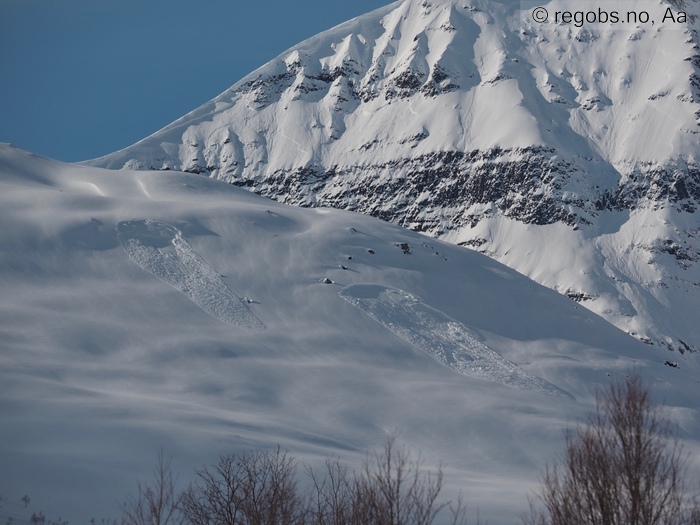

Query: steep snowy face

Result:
[89,0,700,352]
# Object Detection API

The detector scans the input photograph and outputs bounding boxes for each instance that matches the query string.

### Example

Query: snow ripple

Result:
[117,220,265,330]
[340,284,570,398]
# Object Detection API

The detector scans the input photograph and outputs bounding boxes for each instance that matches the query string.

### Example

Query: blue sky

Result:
[0,0,391,162]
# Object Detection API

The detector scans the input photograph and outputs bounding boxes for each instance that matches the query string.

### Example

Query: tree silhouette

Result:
[523,374,698,525]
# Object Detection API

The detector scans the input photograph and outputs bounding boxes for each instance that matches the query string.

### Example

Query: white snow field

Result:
[2,143,699,523]
[87,0,700,356]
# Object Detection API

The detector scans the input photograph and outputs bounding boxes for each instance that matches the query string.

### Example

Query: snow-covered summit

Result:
[88,0,700,353]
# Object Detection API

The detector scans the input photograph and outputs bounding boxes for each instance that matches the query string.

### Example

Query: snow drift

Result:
[3,143,700,523]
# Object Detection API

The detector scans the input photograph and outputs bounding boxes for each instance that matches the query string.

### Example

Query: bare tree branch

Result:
[524,373,698,525]
[120,448,184,525]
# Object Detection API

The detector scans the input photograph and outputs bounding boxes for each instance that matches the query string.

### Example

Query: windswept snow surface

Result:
[2,144,700,524]
[340,284,571,397]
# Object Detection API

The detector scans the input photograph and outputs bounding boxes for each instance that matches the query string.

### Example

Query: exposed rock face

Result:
[89,0,700,353]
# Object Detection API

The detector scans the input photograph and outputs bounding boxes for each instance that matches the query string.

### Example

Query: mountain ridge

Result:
[87,0,700,353]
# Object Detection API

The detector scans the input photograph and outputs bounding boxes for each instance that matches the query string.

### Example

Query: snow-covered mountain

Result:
[88,0,700,355]
[3,143,699,523]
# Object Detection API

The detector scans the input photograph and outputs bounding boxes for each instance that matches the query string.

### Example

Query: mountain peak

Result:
[88,0,700,353]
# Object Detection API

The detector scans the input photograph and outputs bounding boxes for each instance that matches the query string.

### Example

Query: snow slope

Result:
[3,143,700,523]
[87,0,700,355]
